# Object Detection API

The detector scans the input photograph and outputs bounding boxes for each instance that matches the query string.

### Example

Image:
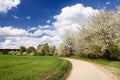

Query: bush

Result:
[37,43,50,56]
[53,49,58,56]
[20,46,26,55]
[43,43,50,55]
[37,46,45,56]
[26,46,36,54]
[105,42,120,60]
[0,52,2,55]
[23,52,27,56]
[49,46,56,56]
[16,52,21,56]
[8,51,18,55]
[29,53,36,56]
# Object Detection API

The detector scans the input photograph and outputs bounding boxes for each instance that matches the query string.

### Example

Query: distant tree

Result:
[26,46,36,54]
[59,31,75,57]
[37,43,50,56]
[20,46,26,55]
[37,44,45,56]
[43,43,50,55]
[49,45,56,56]
[0,52,2,55]
[53,49,58,56]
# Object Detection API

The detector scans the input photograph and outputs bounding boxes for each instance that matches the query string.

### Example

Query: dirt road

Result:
[64,58,116,80]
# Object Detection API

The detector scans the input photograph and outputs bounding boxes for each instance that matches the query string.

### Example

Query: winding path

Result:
[64,58,116,80]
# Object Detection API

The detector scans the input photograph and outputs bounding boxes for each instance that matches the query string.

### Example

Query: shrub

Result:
[49,46,56,56]
[23,52,27,56]
[29,53,36,56]
[0,52,2,55]
[53,49,58,56]
[37,46,45,56]
[43,43,50,55]
[20,46,26,55]
[26,46,36,54]
[8,51,18,55]
[106,42,120,60]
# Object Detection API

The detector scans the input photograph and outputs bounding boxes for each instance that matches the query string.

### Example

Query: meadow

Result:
[0,55,71,80]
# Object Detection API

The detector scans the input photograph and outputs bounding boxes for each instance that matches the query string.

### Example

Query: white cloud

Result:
[26,16,31,20]
[53,3,98,36]
[38,25,50,29]
[0,0,21,14]
[0,26,29,38]
[46,20,50,23]
[0,3,99,49]
[28,27,37,31]
[12,15,19,19]
[0,26,61,49]
[32,29,58,37]
[106,1,110,5]
[0,34,61,49]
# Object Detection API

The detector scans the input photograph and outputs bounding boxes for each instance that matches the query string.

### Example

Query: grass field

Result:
[0,55,71,80]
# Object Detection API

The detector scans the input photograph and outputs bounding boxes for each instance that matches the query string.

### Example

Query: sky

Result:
[0,0,120,49]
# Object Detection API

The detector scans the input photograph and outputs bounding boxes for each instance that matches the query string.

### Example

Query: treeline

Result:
[0,49,19,55]
[8,43,58,56]
[58,7,120,60]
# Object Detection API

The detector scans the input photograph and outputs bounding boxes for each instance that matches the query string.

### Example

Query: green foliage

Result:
[0,52,2,55]
[37,43,50,56]
[19,46,26,54]
[37,44,44,55]
[8,51,18,55]
[53,49,58,56]
[0,49,19,55]
[49,46,56,56]
[107,42,120,60]
[39,60,72,80]
[43,43,50,55]
[0,56,71,80]
[26,46,36,55]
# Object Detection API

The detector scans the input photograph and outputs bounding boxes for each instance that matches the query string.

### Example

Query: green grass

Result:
[0,55,71,80]
[71,56,120,69]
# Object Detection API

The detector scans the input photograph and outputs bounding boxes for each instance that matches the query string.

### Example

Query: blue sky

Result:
[0,0,120,49]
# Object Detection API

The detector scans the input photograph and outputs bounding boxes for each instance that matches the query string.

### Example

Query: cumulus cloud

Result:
[0,26,61,49]
[38,25,50,29]
[0,3,99,49]
[53,3,98,36]
[0,0,21,14]
[0,26,29,38]
[32,29,58,37]
[28,27,37,31]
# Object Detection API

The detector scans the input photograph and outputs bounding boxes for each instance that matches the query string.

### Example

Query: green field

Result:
[0,55,71,80]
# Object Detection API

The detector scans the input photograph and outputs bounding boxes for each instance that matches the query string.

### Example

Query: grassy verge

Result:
[70,56,120,79]
[0,55,71,80]
[71,56,120,69]
[43,59,72,80]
